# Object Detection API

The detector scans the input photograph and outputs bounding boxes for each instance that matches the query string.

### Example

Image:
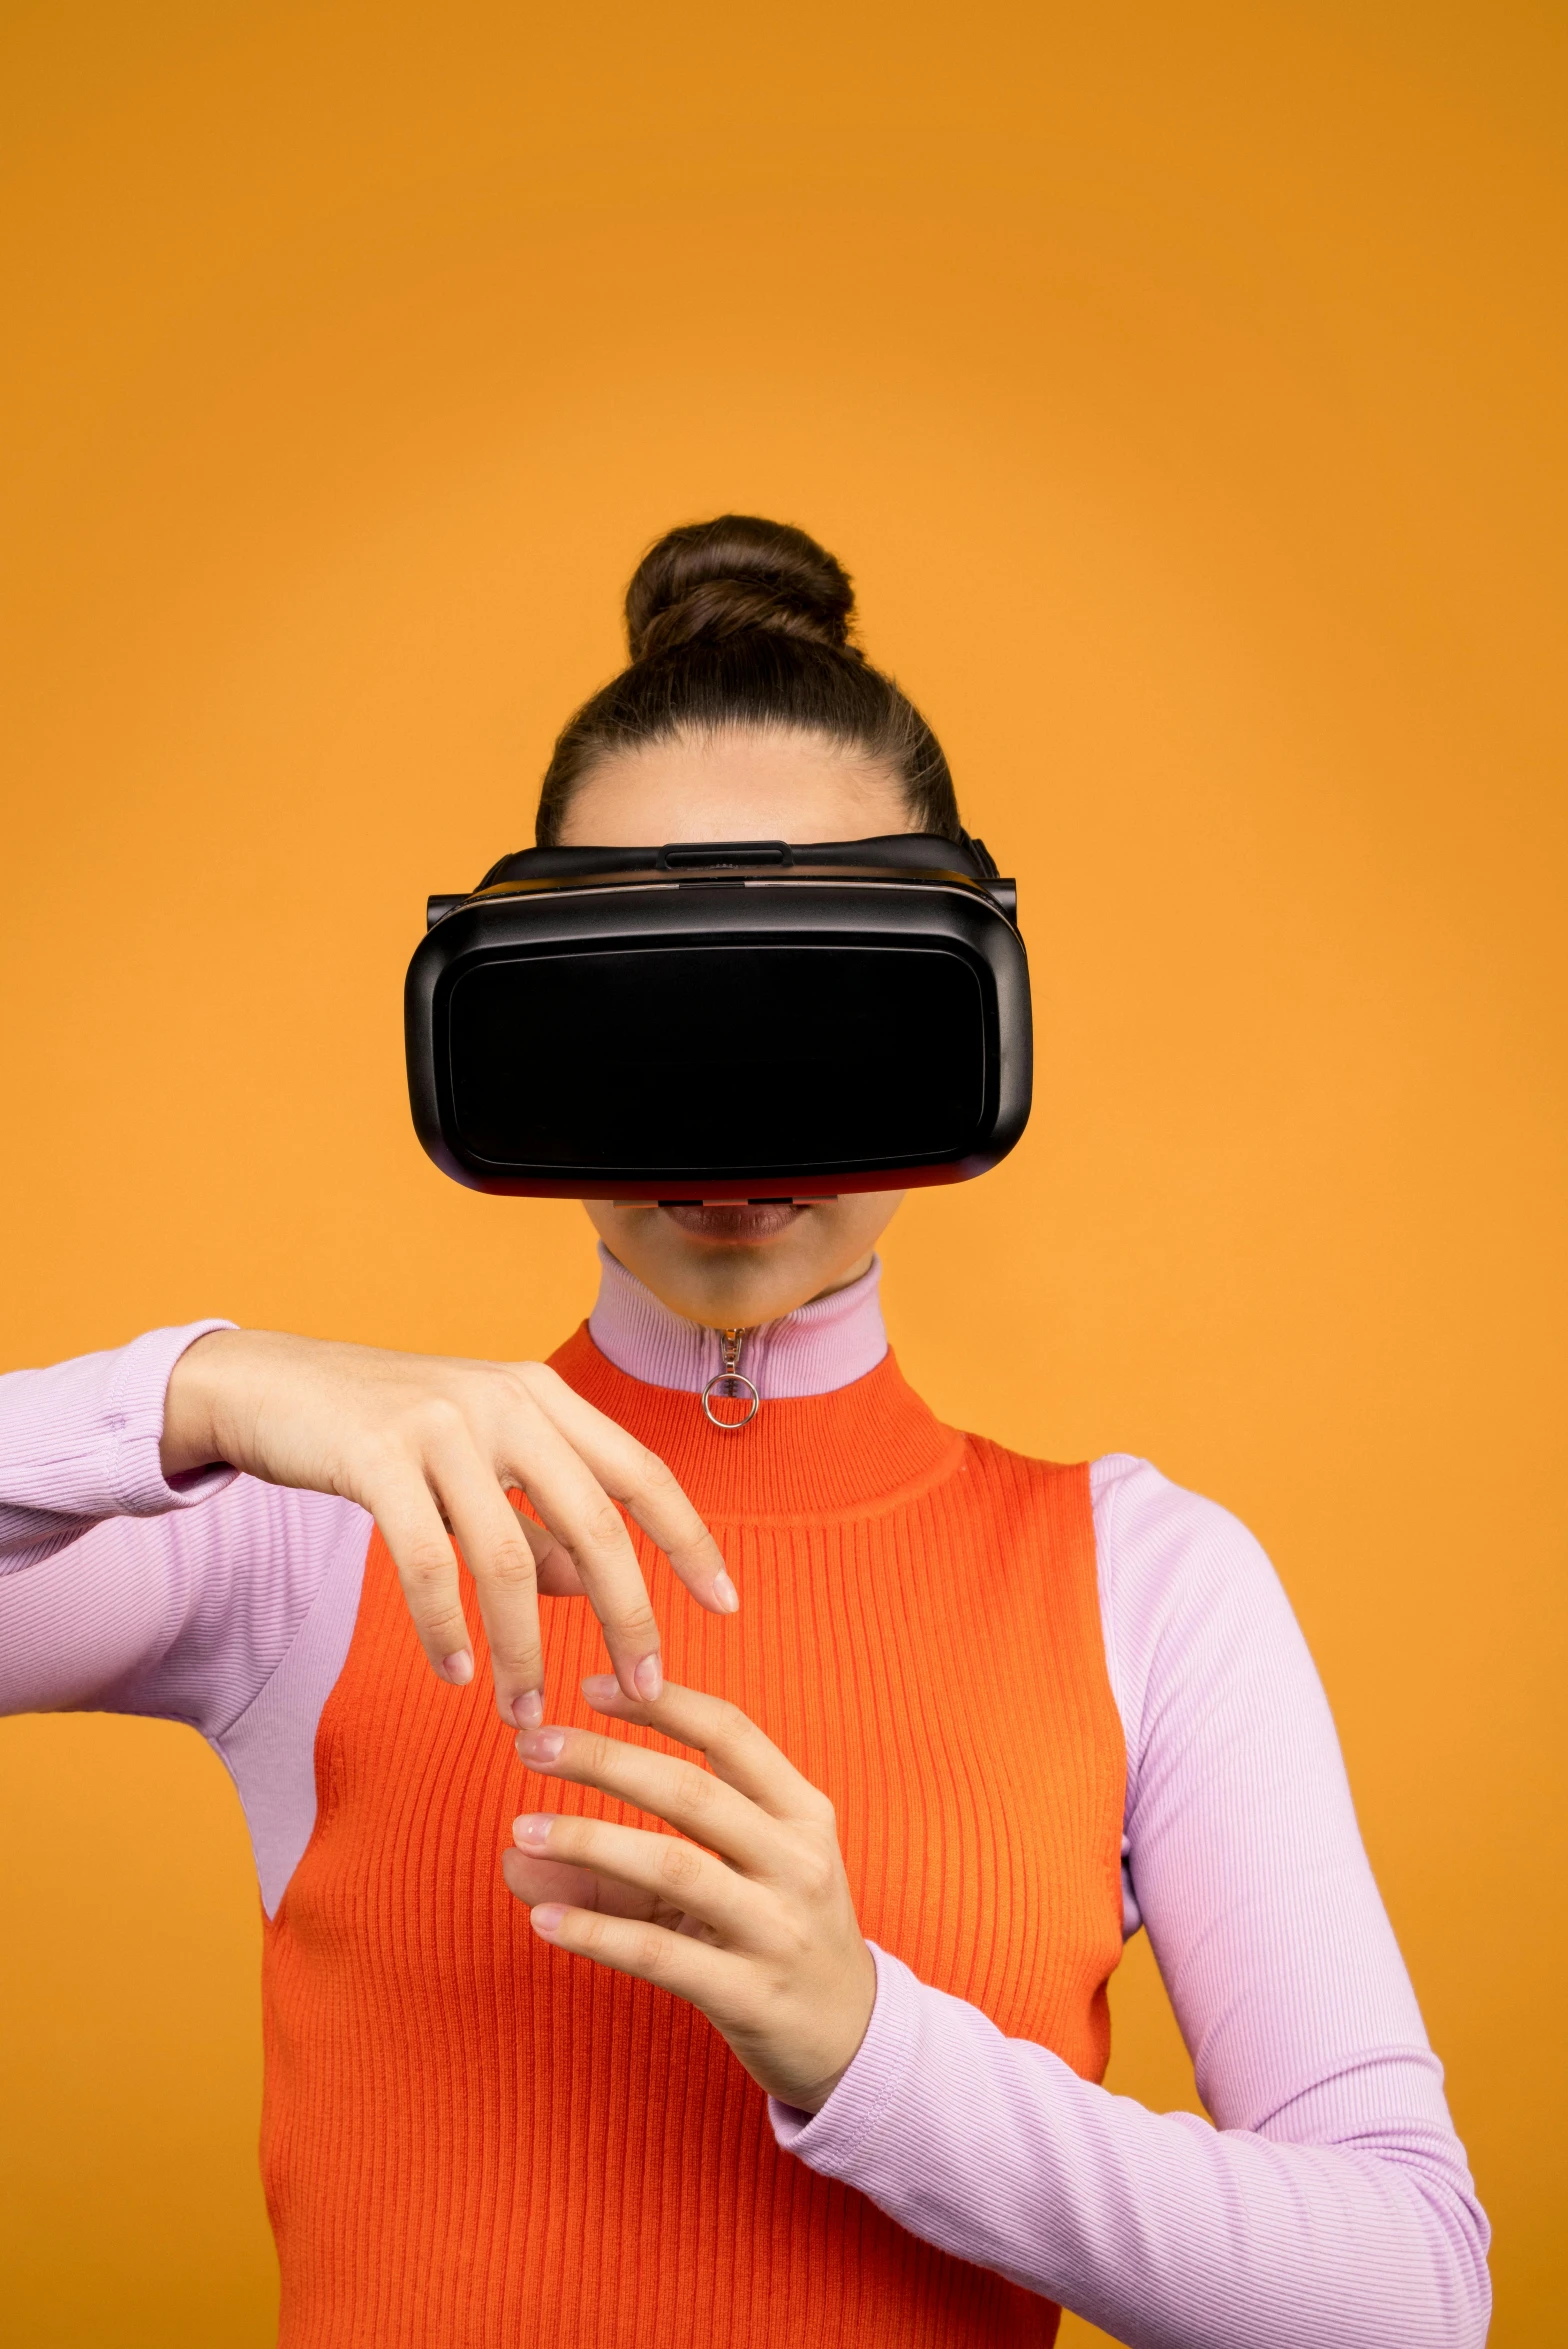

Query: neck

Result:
[587,1245,889,1400]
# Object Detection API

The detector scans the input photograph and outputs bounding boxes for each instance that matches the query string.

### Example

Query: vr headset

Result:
[405,833,1031,1201]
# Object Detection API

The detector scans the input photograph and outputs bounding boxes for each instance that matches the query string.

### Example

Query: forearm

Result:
[774,1949,1489,2349]
[0,1322,356,1755]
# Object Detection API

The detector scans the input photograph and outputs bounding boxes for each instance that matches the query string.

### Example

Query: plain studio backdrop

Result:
[1,4,1563,2342]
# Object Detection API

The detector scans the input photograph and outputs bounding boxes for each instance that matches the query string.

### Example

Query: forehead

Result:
[557,726,912,846]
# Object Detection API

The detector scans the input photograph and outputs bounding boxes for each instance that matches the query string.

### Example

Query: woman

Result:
[0,517,1488,2347]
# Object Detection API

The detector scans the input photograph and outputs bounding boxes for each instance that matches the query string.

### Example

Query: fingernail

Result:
[633,1652,663,1703]
[512,1813,553,1849]
[712,1570,741,1614]
[517,1727,567,1766]
[581,1672,619,1706]
[443,1651,474,1685]
[512,1689,544,1731]
[530,1903,567,1933]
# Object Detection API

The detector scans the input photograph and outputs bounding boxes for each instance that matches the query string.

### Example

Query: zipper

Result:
[701,1327,760,1429]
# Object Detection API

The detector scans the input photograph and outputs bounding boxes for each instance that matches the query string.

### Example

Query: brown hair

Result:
[534,515,961,845]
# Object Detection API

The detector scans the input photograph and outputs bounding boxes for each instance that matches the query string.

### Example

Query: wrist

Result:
[783,1944,878,2115]
[160,1327,244,1478]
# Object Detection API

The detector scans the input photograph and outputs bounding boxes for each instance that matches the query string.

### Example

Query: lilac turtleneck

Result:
[588,1244,893,1398]
[0,1262,1489,2347]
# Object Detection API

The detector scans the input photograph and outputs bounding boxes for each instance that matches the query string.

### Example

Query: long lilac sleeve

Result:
[0,1321,241,1566]
[772,1458,1490,2347]
[0,1324,369,1909]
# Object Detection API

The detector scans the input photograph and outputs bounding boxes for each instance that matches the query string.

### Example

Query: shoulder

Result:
[953,1429,1092,1499]
[1089,1452,1291,1625]
[949,1433,1101,1561]
[953,1438,1276,1606]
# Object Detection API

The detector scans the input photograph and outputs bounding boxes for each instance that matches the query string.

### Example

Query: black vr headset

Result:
[405,833,1032,1201]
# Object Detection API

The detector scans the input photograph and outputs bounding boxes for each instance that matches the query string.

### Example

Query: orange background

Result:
[1,4,1563,2342]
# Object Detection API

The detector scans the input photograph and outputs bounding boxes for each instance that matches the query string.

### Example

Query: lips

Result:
[658,1203,804,1244]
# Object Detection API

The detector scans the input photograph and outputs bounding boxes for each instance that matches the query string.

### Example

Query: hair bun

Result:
[537,513,961,844]
[625,514,858,664]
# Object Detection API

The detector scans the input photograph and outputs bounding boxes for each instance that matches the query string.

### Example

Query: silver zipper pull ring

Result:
[702,1327,760,1430]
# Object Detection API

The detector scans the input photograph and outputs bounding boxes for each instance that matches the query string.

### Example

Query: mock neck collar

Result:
[587,1243,889,1401]
[552,1321,960,1518]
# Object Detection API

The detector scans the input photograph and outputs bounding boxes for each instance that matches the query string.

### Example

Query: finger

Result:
[359,1466,477,1686]
[514,1365,739,1616]
[424,1434,546,1727]
[526,1898,744,2012]
[496,1408,673,1705]
[516,1723,777,1875]
[498,1846,658,1921]
[580,1676,833,1826]
[509,1811,754,1939]
[514,1507,586,1597]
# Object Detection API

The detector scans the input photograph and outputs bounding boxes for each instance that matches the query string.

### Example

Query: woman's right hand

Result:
[161,1329,736,1729]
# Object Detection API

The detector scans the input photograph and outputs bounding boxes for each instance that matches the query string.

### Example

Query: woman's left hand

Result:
[502,1680,877,2114]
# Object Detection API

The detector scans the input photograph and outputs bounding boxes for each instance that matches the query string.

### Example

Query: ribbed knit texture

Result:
[259,1328,1126,2348]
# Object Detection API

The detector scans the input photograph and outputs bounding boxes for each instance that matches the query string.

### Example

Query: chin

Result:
[588,1195,887,1329]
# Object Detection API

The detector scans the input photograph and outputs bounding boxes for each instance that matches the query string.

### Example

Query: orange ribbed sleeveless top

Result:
[260,1330,1126,2348]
